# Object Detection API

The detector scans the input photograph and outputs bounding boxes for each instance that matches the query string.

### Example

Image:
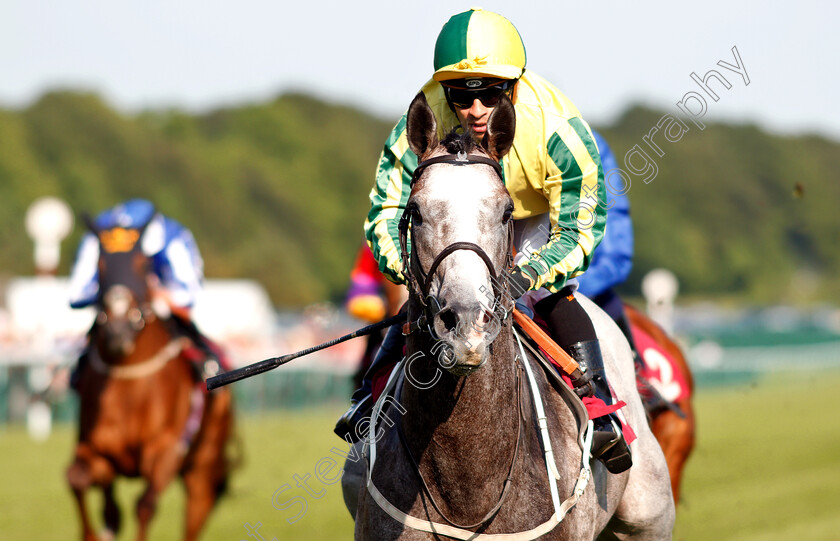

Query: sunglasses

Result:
[445,82,515,109]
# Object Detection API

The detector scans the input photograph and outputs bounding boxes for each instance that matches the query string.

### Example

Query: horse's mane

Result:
[441,129,480,155]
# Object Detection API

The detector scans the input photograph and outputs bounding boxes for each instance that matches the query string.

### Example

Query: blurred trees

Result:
[0,94,837,307]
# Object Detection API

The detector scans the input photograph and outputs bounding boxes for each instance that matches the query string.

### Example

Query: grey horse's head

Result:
[404,91,516,375]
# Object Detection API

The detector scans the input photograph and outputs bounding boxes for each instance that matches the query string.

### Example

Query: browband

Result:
[411,151,503,186]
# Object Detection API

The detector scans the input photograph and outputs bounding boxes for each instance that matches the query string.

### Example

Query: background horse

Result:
[66,217,235,541]
[625,303,696,504]
[347,93,674,539]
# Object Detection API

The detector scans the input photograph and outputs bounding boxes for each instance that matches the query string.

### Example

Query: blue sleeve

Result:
[577,131,634,298]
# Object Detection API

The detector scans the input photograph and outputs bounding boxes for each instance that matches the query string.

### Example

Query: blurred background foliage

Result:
[1,91,837,307]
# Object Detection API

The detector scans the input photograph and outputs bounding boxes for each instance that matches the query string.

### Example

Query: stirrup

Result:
[592,417,632,474]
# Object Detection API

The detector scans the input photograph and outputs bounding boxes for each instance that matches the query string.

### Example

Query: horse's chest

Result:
[84,378,188,453]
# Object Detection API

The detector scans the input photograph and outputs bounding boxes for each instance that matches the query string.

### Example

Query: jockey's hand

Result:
[507,266,535,300]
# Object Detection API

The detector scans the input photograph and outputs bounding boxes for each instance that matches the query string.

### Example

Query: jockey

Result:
[336,9,631,473]
[68,198,221,385]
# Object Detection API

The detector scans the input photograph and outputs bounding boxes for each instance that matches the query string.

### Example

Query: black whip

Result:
[205,314,404,391]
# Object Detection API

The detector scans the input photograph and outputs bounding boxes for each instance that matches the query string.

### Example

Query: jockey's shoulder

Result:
[511,70,584,123]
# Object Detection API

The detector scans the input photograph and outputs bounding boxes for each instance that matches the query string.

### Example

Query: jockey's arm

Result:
[364,115,418,286]
[515,117,607,293]
[68,233,102,309]
[149,231,204,320]
[147,275,192,320]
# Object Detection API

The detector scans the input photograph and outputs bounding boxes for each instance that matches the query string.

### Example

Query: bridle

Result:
[398,150,515,337]
[368,149,596,540]
[88,214,158,358]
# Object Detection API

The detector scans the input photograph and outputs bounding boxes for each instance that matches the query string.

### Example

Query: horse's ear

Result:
[483,93,516,161]
[406,92,438,158]
[82,213,100,236]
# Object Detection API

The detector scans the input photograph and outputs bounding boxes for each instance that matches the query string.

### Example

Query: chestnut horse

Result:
[346,92,674,539]
[66,217,235,541]
[624,303,696,504]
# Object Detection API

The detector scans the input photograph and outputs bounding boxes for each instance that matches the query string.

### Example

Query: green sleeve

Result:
[520,117,607,292]
[363,114,418,285]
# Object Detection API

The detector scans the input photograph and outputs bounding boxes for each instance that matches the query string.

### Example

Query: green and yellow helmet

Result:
[433,8,526,82]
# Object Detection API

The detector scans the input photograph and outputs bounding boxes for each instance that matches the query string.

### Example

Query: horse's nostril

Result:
[439,310,458,332]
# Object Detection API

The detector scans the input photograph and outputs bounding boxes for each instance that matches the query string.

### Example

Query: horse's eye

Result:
[410,204,423,227]
[502,207,513,225]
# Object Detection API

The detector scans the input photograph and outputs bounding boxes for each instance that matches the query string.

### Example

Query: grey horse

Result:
[342,92,674,540]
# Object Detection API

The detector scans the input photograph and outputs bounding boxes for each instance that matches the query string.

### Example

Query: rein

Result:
[396,360,524,530]
[89,337,191,379]
[366,338,595,540]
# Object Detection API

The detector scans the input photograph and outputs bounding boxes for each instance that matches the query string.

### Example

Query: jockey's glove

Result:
[507,266,536,300]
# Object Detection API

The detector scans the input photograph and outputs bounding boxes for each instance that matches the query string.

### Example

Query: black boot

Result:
[334,323,405,442]
[567,340,633,474]
[170,314,221,380]
[69,349,89,392]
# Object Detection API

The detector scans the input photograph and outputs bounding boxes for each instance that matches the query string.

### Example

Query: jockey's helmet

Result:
[433,8,526,83]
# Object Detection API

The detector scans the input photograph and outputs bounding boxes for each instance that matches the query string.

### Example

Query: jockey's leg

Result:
[170,315,223,380]
[334,321,404,442]
[70,324,96,392]
[69,348,89,392]
[535,288,633,474]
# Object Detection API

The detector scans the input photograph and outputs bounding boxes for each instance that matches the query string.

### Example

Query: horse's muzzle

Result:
[433,301,499,375]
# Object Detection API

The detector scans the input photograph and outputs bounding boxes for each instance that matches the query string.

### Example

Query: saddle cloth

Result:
[631,323,691,403]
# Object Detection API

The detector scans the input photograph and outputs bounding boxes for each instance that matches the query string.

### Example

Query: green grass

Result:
[673,370,840,541]
[2,372,840,540]
[0,406,355,541]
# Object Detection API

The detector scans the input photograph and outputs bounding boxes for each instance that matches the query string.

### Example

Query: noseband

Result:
[398,151,515,336]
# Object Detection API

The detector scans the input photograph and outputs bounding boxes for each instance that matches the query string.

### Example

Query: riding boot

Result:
[171,315,221,380]
[334,322,405,442]
[567,340,633,474]
[534,289,632,474]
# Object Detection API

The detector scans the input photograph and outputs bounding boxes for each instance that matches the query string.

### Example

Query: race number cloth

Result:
[632,324,690,403]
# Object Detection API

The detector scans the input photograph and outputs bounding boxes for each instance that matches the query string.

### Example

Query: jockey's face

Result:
[447,79,515,141]
[455,99,494,140]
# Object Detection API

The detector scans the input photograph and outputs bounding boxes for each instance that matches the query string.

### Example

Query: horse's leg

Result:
[182,392,234,541]
[67,445,117,541]
[608,433,676,540]
[651,403,696,504]
[135,442,184,541]
[101,483,121,541]
[181,466,221,541]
